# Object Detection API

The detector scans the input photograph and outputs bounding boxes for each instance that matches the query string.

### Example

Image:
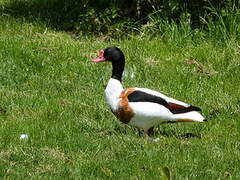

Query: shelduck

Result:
[91,47,206,135]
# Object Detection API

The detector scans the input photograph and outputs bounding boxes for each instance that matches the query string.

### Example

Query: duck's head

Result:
[91,46,125,81]
[91,46,124,63]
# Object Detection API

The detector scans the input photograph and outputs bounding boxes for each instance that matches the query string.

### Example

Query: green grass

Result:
[0,1,240,179]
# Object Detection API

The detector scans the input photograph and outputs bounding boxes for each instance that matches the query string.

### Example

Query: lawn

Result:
[0,1,240,179]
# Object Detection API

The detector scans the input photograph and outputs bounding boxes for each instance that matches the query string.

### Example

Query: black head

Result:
[103,47,125,63]
[91,46,125,63]
[91,46,125,81]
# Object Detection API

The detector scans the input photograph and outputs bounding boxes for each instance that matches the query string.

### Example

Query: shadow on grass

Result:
[0,0,136,33]
[98,126,201,139]
[1,0,85,31]
[157,130,201,139]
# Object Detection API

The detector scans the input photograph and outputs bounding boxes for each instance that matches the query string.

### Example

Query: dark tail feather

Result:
[188,105,202,112]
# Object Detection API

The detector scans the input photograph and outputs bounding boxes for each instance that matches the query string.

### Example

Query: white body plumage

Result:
[105,78,205,132]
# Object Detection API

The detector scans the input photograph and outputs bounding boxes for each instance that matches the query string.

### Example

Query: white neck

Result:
[105,78,123,112]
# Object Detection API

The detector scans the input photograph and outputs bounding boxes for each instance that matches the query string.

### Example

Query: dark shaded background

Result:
[0,0,238,35]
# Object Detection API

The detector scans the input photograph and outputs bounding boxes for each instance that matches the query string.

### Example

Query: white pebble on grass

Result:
[19,134,29,140]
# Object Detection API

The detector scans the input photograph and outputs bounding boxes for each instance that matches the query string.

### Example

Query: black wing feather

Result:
[127,90,201,114]
[128,90,169,106]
